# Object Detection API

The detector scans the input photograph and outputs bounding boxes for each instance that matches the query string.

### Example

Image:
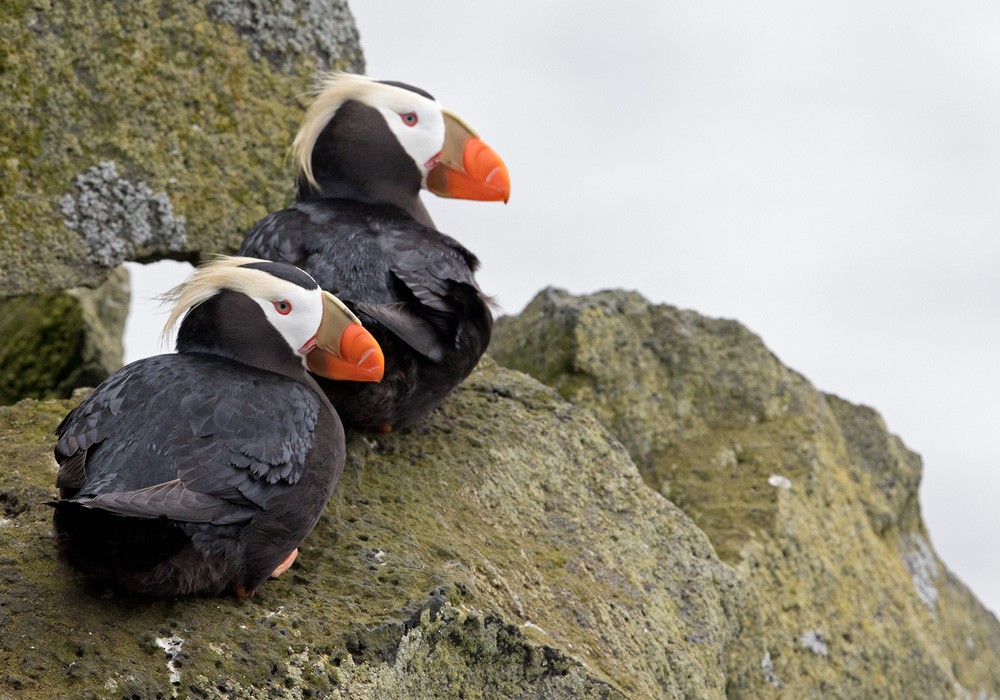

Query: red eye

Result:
[273,300,292,315]
[400,112,418,127]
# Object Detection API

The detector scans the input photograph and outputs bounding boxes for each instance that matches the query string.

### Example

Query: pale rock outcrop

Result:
[492,288,1000,699]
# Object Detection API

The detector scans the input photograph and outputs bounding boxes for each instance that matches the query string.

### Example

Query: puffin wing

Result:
[237,207,313,269]
[353,301,444,362]
[241,203,403,300]
[54,355,321,525]
[371,227,489,359]
[167,381,321,509]
[375,226,482,312]
[71,479,250,524]
[54,362,160,494]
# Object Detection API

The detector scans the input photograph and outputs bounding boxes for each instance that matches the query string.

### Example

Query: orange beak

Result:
[426,111,510,203]
[305,292,384,382]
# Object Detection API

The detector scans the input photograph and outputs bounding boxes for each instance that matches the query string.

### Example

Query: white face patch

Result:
[161,258,332,365]
[252,283,325,365]
[375,95,447,182]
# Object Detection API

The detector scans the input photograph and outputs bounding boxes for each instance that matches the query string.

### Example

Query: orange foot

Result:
[376,422,394,434]
[270,548,299,578]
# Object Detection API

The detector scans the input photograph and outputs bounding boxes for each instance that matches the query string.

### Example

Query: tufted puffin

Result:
[49,257,384,597]
[238,73,510,432]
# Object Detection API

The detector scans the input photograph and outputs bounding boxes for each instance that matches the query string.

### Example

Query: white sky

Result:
[126,0,1000,615]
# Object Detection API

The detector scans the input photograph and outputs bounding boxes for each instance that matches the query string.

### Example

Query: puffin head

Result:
[162,257,385,382]
[292,73,510,210]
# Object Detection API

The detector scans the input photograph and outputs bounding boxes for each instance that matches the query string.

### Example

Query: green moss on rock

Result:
[492,287,1000,699]
[0,293,84,404]
[0,0,363,297]
[0,267,128,405]
[0,359,744,699]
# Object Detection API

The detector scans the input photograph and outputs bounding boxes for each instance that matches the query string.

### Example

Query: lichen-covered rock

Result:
[207,0,363,74]
[0,266,129,406]
[826,393,923,535]
[492,287,1000,699]
[0,359,744,699]
[0,0,363,298]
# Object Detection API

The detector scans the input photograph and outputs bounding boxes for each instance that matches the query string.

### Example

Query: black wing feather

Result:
[81,479,249,524]
[355,301,444,362]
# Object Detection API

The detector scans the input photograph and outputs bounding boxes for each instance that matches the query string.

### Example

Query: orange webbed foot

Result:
[270,548,299,578]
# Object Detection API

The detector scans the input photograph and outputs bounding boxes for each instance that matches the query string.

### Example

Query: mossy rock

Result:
[0,359,744,699]
[0,0,363,298]
[0,266,129,405]
[492,287,1000,699]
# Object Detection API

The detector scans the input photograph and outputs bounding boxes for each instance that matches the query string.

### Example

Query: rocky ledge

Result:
[0,289,997,699]
[492,288,1000,699]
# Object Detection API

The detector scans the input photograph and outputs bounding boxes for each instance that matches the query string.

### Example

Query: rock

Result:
[4,278,997,698]
[0,0,364,298]
[826,393,923,535]
[492,287,1000,699]
[0,266,129,406]
[0,359,745,699]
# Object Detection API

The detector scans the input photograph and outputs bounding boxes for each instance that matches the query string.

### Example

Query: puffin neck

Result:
[297,177,369,205]
[175,291,308,382]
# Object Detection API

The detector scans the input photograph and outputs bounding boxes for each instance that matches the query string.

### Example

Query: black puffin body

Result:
[50,258,384,597]
[241,200,491,431]
[239,73,510,432]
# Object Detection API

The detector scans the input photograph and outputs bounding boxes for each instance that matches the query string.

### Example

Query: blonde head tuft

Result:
[159,256,311,347]
[291,72,440,190]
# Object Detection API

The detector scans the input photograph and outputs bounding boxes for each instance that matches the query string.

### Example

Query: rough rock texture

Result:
[3,286,998,698]
[0,360,745,699]
[0,266,129,406]
[0,0,364,298]
[491,288,1000,699]
[207,0,363,74]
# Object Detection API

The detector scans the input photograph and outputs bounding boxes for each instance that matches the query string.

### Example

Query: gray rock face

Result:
[208,0,363,73]
[59,162,188,269]
[0,0,363,298]
[492,287,1000,699]
[827,393,923,535]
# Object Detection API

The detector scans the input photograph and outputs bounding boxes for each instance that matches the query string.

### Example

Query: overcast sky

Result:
[126,1,1000,615]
